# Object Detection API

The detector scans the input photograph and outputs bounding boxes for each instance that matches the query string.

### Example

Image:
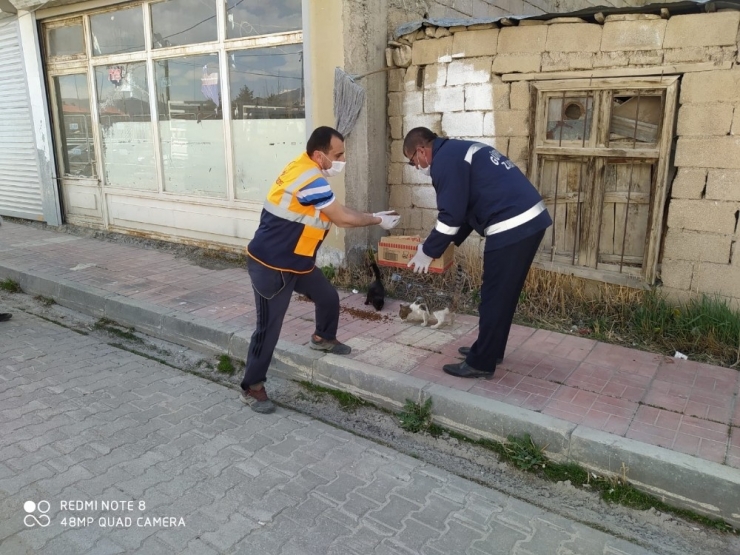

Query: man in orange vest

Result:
[241,126,400,413]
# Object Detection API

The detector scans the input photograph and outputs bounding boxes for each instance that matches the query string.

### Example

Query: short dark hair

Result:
[307,126,344,156]
[403,127,437,156]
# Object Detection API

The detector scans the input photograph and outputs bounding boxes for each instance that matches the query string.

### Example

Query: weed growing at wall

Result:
[298,381,367,411]
[325,254,740,368]
[398,397,434,433]
[217,355,236,375]
[0,279,22,293]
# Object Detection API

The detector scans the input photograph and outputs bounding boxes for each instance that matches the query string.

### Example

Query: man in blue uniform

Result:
[241,126,400,413]
[404,127,552,379]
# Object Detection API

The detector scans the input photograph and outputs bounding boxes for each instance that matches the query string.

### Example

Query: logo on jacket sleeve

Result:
[490,150,514,170]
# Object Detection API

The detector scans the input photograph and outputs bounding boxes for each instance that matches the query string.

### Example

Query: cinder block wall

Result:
[385,11,740,304]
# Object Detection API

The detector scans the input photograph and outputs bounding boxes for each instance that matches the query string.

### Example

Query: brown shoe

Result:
[309,335,351,355]
[240,385,276,414]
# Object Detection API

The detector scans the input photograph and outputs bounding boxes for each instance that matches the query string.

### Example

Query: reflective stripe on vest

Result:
[279,167,323,208]
[485,201,546,236]
[262,202,331,230]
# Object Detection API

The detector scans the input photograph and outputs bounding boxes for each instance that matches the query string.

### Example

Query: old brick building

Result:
[385,4,740,305]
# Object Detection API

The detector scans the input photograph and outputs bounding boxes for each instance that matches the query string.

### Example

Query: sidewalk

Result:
[0,309,668,554]
[1,220,739,526]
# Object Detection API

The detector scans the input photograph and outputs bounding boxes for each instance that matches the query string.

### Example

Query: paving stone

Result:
[367,494,421,531]
[0,303,672,554]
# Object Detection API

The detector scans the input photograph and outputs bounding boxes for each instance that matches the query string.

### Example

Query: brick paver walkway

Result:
[0,309,659,554]
[1,222,738,469]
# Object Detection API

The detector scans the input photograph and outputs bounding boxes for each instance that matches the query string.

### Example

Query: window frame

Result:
[42,0,304,209]
[528,76,678,287]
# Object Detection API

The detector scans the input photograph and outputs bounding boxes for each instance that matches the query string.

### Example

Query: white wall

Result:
[232,118,306,201]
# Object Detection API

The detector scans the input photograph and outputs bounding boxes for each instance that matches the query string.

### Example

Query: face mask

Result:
[320,153,345,177]
[417,151,431,177]
[322,161,345,177]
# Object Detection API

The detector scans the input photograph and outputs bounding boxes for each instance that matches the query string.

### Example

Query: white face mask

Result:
[416,150,431,177]
[320,153,345,177]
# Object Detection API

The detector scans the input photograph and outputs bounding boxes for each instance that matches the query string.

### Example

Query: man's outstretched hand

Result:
[407,245,433,274]
[373,211,401,230]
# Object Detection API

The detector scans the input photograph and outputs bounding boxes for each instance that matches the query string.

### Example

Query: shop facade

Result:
[36,0,308,248]
[0,11,60,224]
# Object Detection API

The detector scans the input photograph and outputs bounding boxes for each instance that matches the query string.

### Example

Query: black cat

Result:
[365,262,385,311]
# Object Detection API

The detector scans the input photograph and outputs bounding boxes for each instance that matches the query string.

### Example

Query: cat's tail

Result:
[370,262,382,282]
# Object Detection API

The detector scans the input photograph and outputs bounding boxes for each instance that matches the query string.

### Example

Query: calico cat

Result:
[365,262,385,311]
[398,264,465,329]
[399,298,450,329]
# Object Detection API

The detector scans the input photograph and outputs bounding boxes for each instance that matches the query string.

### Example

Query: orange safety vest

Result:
[247,153,333,273]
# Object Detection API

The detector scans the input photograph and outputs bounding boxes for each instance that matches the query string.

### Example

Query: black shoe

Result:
[457,346,502,364]
[443,361,494,379]
[0,313,11,322]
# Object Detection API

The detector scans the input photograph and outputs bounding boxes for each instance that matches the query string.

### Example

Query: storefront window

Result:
[90,7,146,56]
[48,24,85,57]
[229,44,304,201]
[95,63,157,190]
[226,0,302,39]
[155,54,226,197]
[151,0,218,48]
[53,74,97,178]
[45,0,303,212]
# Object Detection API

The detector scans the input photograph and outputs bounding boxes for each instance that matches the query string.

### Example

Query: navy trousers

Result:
[241,258,339,390]
[465,229,545,373]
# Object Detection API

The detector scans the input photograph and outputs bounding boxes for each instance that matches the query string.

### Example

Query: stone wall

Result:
[384,10,740,303]
[387,0,690,37]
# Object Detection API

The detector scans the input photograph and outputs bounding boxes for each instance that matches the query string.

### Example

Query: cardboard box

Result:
[377,235,455,273]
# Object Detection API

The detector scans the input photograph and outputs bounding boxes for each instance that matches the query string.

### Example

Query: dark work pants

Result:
[465,229,546,374]
[240,258,339,390]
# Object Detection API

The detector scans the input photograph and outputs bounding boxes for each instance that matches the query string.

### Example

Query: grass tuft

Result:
[94,318,141,342]
[501,433,548,471]
[217,355,236,375]
[398,397,434,433]
[34,295,56,307]
[0,279,22,293]
[298,381,366,411]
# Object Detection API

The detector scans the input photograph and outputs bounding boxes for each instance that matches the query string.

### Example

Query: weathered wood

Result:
[503,63,730,82]
[531,79,676,283]
[530,259,647,289]
[541,192,650,204]
[535,146,659,159]
[644,81,678,284]
[599,254,644,266]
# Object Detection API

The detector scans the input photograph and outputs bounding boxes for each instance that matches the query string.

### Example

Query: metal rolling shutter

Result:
[0,17,45,220]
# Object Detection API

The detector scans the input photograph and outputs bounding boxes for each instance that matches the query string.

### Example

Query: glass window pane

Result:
[151,0,217,48]
[53,74,96,178]
[546,95,593,144]
[229,45,305,201]
[95,63,157,190]
[610,94,663,147]
[226,0,302,39]
[91,7,145,56]
[48,24,85,57]
[155,54,226,197]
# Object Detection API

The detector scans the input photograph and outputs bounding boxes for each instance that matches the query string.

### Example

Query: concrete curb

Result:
[425,384,576,459]
[1,261,739,527]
